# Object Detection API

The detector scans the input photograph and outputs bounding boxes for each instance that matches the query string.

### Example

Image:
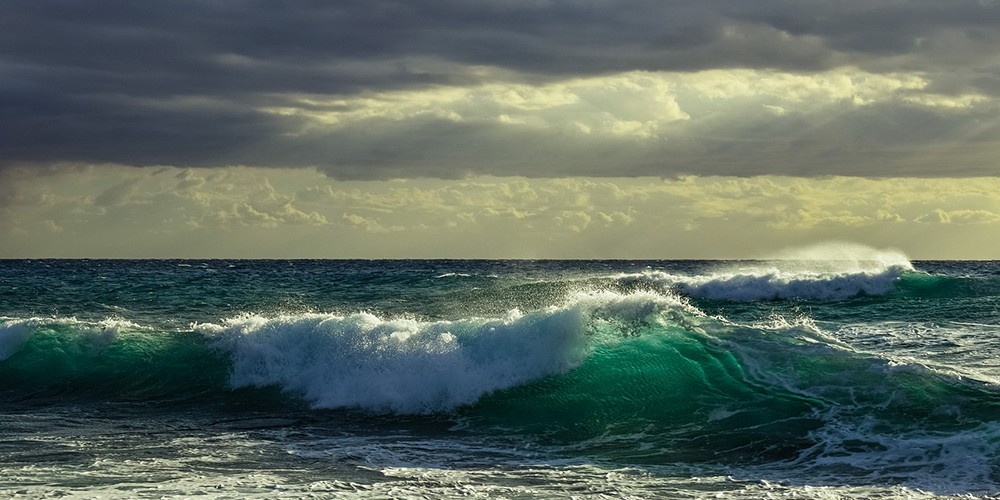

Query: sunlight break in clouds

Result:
[4,1,1000,258]
[249,67,997,179]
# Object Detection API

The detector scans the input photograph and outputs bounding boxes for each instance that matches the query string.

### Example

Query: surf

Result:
[619,242,917,301]
[196,290,691,413]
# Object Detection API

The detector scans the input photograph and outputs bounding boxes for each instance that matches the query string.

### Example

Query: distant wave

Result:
[623,265,911,301]
[620,243,916,301]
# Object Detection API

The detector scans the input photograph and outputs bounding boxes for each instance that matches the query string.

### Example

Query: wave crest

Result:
[634,265,909,301]
[198,290,690,414]
[622,244,915,301]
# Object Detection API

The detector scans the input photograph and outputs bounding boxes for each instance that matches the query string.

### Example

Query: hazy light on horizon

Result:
[2,166,998,259]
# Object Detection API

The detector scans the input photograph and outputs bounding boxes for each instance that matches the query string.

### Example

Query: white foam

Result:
[790,414,1000,496]
[198,290,691,414]
[434,273,473,278]
[621,243,914,301]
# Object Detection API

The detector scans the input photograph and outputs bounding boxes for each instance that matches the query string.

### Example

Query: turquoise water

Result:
[2,256,1000,498]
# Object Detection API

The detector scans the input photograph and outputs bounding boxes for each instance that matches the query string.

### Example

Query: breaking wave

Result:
[621,242,916,301]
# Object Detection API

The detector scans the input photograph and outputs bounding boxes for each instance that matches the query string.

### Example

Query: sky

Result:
[3,0,1000,259]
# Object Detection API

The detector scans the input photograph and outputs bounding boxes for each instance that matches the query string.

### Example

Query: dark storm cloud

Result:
[2,0,1000,177]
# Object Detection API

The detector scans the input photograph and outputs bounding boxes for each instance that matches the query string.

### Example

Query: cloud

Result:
[2,166,999,258]
[94,178,143,207]
[264,68,998,178]
[915,208,1000,224]
[2,1,1000,178]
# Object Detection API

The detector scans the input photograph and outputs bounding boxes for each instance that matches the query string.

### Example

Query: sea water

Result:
[2,250,1000,498]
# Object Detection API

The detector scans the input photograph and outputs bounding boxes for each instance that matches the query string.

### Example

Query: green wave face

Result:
[3,291,1000,474]
[465,308,1000,466]
[0,318,232,402]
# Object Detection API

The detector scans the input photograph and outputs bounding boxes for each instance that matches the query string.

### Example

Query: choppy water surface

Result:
[2,250,1000,498]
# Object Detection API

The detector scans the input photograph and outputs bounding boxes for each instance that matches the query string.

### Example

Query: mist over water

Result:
[2,248,1000,498]
[619,242,915,301]
[769,241,911,266]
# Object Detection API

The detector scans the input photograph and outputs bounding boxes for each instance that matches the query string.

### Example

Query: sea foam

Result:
[198,290,689,414]
[626,243,915,301]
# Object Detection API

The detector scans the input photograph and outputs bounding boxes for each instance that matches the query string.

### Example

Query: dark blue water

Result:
[2,255,1000,498]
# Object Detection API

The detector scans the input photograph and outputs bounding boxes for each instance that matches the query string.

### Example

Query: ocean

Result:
[2,251,1000,498]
